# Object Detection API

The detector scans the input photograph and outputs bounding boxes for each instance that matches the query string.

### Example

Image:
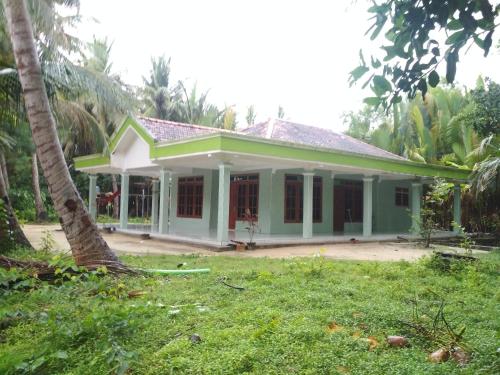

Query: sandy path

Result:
[23,224,479,262]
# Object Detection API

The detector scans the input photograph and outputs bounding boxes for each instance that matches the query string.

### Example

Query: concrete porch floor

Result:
[103,223,459,249]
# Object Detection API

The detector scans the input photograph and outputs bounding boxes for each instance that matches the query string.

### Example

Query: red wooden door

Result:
[229,182,238,229]
[333,185,345,232]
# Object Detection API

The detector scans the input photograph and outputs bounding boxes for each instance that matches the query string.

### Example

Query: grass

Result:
[0,249,499,374]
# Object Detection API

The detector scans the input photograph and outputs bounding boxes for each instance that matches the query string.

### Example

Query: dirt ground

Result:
[23,224,480,262]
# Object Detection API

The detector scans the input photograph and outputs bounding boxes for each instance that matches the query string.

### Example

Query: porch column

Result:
[362,176,374,237]
[217,163,231,243]
[453,184,461,233]
[151,179,160,232]
[119,173,129,229]
[88,174,97,222]
[303,172,314,238]
[159,169,171,234]
[411,182,422,234]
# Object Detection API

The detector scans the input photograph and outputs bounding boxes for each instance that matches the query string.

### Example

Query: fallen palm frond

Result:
[0,255,136,280]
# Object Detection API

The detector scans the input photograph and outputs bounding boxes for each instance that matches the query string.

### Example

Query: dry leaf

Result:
[451,347,470,366]
[429,348,450,363]
[367,336,379,351]
[352,330,362,338]
[327,322,343,333]
[127,290,147,298]
[335,365,350,374]
[386,335,409,347]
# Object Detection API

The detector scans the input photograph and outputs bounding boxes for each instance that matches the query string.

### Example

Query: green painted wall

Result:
[269,169,334,235]
[373,180,412,233]
[170,168,416,237]
[170,169,213,233]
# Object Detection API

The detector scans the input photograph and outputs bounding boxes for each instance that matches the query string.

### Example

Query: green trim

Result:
[217,135,470,180]
[75,116,470,181]
[152,136,222,158]
[74,154,110,169]
[109,115,155,153]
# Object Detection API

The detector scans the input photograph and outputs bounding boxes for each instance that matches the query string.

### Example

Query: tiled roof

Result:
[240,119,406,161]
[136,116,219,142]
[134,116,406,161]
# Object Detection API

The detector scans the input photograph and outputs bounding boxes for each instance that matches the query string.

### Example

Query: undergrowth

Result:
[0,248,498,374]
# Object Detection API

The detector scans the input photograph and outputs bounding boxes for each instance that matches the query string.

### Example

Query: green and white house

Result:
[75,115,469,247]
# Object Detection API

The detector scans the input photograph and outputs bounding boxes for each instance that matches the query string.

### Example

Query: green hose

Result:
[142,268,210,275]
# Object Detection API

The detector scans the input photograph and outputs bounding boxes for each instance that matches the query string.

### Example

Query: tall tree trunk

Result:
[31,152,48,221]
[0,162,32,249]
[0,151,9,191]
[3,0,120,266]
[111,174,119,219]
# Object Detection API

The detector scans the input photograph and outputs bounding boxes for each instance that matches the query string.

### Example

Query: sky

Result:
[76,0,500,132]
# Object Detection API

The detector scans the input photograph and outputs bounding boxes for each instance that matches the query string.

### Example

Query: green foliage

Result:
[38,230,55,255]
[9,188,56,223]
[468,79,500,137]
[413,179,453,247]
[0,199,14,252]
[0,250,499,374]
[351,0,499,108]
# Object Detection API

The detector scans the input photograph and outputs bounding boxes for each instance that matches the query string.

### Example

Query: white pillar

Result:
[119,173,129,229]
[151,179,160,232]
[453,184,461,233]
[88,174,97,222]
[362,176,374,237]
[159,169,171,234]
[411,182,422,234]
[217,163,231,243]
[303,172,314,238]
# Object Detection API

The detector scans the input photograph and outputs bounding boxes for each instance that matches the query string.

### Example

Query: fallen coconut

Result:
[429,348,449,363]
[386,335,408,347]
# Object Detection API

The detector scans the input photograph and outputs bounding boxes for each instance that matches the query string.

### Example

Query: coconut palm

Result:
[142,56,182,120]
[2,0,121,266]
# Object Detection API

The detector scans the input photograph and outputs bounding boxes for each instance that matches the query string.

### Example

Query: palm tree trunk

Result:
[0,161,32,249]
[0,151,9,191]
[111,174,119,219]
[3,0,120,266]
[31,152,48,221]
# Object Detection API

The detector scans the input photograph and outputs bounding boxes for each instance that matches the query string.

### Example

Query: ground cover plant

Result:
[0,248,498,375]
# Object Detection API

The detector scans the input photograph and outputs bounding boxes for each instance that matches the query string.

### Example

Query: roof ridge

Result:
[136,115,220,132]
[265,118,275,138]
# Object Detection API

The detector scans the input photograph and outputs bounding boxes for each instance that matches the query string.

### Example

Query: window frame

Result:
[177,176,204,218]
[231,174,259,220]
[283,174,322,223]
[395,186,409,207]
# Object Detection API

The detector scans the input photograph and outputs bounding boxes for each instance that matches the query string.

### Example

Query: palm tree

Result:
[142,56,182,120]
[3,0,121,266]
[246,105,256,126]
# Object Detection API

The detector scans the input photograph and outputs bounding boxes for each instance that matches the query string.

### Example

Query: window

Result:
[177,176,203,218]
[284,175,322,223]
[395,187,409,207]
[342,180,363,222]
[313,177,322,222]
[231,174,259,219]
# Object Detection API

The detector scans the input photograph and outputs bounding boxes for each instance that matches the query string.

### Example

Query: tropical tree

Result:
[2,0,121,267]
[277,105,285,119]
[142,56,182,120]
[350,0,499,108]
[246,105,256,126]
